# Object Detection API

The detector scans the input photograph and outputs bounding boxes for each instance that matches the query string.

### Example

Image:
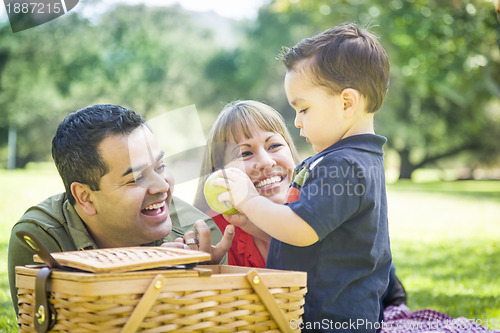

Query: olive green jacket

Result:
[8,193,225,314]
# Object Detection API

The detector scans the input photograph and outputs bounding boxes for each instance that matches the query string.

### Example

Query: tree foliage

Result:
[1,0,499,178]
[0,4,221,167]
[209,0,500,178]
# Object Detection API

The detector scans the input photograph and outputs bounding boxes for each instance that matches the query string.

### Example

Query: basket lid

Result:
[33,247,211,273]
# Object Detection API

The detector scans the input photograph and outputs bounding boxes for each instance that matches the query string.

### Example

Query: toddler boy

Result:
[215,23,392,332]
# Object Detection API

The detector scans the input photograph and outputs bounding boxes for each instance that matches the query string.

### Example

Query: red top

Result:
[210,211,266,268]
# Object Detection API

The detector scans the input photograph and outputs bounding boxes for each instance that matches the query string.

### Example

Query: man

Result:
[8,104,234,314]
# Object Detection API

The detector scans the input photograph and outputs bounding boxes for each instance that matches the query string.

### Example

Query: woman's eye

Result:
[299,108,308,113]
[238,151,252,158]
[156,163,166,173]
[269,143,283,150]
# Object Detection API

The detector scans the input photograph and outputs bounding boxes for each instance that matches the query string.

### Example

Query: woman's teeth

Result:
[144,202,165,211]
[255,176,282,189]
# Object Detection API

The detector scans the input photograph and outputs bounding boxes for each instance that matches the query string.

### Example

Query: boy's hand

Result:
[224,213,250,228]
[212,168,259,213]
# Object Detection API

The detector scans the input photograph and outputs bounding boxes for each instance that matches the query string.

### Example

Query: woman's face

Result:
[224,127,296,205]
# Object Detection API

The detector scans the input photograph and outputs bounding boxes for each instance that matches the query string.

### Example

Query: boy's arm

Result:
[223,213,271,242]
[214,168,318,247]
[241,196,318,246]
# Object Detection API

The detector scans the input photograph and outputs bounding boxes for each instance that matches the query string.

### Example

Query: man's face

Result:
[89,125,174,247]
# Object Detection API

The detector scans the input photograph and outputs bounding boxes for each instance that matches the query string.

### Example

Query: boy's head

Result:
[279,23,390,114]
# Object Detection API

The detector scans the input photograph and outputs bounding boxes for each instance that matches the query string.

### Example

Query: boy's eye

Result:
[299,108,308,113]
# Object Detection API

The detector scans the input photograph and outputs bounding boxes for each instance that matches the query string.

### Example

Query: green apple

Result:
[204,171,238,215]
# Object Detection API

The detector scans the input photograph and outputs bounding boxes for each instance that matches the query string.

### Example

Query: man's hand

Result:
[162,220,234,264]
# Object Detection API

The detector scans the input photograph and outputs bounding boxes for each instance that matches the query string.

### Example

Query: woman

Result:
[194,100,406,308]
[194,100,299,267]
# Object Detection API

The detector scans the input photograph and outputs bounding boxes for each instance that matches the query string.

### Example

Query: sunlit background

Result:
[0,0,499,330]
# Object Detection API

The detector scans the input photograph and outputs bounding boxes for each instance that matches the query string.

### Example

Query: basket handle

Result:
[121,274,165,333]
[121,268,212,332]
[246,270,294,333]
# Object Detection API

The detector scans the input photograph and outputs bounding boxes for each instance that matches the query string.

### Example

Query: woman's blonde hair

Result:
[193,100,299,212]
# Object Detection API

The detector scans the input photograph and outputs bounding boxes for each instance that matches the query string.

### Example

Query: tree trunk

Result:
[7,125,16,170]
[398,148,415,180]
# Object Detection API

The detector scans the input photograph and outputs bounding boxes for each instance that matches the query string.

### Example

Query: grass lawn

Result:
[1,167,499,331]
[387,180,500,324]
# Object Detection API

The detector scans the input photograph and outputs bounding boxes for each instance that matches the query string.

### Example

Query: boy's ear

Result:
[71,182,97,216]
[340,88,360,116]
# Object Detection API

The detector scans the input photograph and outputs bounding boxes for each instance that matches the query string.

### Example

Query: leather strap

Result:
[35,267,57,333]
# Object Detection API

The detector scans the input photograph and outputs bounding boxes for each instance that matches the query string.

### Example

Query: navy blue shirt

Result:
[267,134,392,332]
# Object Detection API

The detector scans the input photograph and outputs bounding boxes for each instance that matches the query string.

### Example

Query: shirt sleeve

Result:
[287,156,364,240]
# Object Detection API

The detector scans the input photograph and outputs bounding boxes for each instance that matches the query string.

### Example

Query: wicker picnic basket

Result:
[16,246,307,332]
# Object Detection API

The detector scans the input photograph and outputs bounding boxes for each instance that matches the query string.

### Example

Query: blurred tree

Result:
[373,0,500,178]
[202,5,318,153]
[1,0,499,177]
[0,15,102,167]
[213,0,500,178]
[96,4,220,117]
[0,4,223,168]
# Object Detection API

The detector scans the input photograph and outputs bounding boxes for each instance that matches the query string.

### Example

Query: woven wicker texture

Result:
[18,286,306,332]
[17,265,306,332]
[33,247,211,273]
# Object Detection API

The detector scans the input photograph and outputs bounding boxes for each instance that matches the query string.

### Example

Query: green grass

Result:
[1,168,499,331]
[387,180,500,323]
[0,164,64,332]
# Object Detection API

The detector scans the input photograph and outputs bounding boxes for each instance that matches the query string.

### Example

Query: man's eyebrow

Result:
[122,151,165,177]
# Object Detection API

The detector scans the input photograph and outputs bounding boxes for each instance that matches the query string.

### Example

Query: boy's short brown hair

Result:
[279,23,390,113]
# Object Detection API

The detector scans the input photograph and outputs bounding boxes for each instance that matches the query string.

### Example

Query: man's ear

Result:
[340,88,360,116]
[71,182,97,216]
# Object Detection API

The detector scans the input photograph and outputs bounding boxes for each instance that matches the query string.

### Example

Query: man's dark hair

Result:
[279,23,390,113]
[52,104,146,205]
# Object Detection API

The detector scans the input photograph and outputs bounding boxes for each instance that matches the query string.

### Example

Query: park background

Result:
[1,0,499,331]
